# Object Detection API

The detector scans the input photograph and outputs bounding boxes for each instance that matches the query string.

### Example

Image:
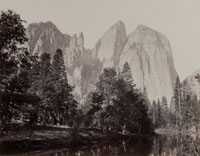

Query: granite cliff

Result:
[26,21,177,102]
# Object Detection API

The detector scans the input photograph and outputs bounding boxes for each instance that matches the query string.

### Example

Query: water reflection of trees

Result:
[35,136,152,156]
[152,134,200,156]
[73,136,153,156]
[13,135,200,156]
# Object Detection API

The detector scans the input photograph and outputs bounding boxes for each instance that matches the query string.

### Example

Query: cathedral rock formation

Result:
[26,21,177,103]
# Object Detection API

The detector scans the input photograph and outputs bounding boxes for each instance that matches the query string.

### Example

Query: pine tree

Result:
[0,54,40,130]
[96,68,117,105]
[161,96,169,127]
[51,49,77,126]
[0,10,28,131]
[183,95,193,129]
[0,10,27,88]
[96,68,117,131]
[0,10,27,52]
[32,53,54,125]
[152,100,157,125]
[52,49,67,80]
[83,91,104,128]
[155,99,163,128]
[174,76,181,128]
[120,62,135,89]
[84,64,153,134]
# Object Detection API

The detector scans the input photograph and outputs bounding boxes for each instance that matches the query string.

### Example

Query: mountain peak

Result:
[78,32,84,50]
[136,24,149,30]
[95,20,127,67]
[111,21,126,32]
[78,32,84,38]
[115,20,125,27]
[27,21,177,103]
[41,21,56,27]
[120,24,177,102]
[128,24,170,54]
[134,25,167,40]
[27,21,70,56]
[135,24,159,34]
[27,21,58,31]
[182,69,200,100]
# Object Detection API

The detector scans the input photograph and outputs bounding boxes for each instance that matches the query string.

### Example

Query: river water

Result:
[0,134,200,156]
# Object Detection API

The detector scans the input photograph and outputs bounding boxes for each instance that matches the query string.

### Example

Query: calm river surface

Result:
[0,134,200,156]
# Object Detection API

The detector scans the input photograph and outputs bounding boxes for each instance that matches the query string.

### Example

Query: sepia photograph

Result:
[0,0,200,155]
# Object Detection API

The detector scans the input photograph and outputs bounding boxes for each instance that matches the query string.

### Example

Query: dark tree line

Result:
[0,10,154,135]
[149,96,170,129]
[0,10,28,131]
[170,76,200,131]
[82,63,153,134]
[2,9,199,136]
[0,49,78,130]
[177,76,200,130]
[149,76,200,131]
[0,10,77,132]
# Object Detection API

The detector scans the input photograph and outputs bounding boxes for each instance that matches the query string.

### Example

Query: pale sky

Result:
[0,0,200,80]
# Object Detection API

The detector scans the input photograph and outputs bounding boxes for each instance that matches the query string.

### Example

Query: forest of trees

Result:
[82,63,153,134]
[149,76,200,131]
[0,10,153,135]
[1,10,200,137]
[0,10,78,131]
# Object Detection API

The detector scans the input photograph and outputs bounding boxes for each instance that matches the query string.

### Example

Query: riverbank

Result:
[0,125,155,155]
[155,128,200,135]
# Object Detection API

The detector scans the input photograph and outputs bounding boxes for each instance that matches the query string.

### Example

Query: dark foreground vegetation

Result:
[0,10,154,152]
[1,10,200,155]
[1,133,200,156]
[149,76,200,132]
[0,125,155,155]
[0,9,153,134]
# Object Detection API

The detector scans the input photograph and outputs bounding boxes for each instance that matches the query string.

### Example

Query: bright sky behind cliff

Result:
[0,0,200,80]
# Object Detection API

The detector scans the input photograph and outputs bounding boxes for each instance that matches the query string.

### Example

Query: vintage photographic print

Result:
[0,0,200,155]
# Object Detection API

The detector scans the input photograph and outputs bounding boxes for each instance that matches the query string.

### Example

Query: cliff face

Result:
[26,21,70,57]
[119,25,177,102]
[27,21,177,102]
[94,21,127,68]
[63,32,102,100]
[27,23,101,100]
[182,70,200,99]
